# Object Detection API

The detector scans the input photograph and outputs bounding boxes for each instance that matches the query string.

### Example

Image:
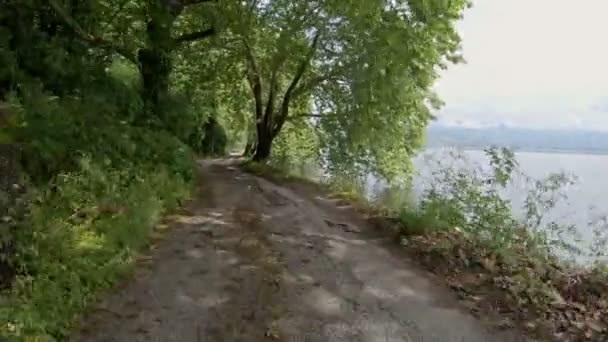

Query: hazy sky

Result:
[433,0,608,131]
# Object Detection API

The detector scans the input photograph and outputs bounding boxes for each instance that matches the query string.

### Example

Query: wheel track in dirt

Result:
[72,160,528,342]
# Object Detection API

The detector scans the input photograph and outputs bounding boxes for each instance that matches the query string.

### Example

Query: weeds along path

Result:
[72,160,525,342]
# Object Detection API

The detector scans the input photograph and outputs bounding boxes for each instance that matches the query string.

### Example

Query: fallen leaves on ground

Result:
[402,229,608,341]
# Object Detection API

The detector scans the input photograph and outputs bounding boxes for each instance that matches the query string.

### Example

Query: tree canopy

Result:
[0,2,469,337]
[215,0,469,180]
[1,0,469,182]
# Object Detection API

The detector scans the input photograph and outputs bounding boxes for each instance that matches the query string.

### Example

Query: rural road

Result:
[72,160,525,342]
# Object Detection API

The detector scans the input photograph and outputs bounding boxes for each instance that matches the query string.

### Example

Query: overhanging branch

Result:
[243,40,264,121]
[273,30,322,135]
[287,113,323,121]
[293,74,329,98]
[263,51,288,128]
[48,0,137,64]
[183,0,216,5]
[293,62,354,98]
[171,0,216,14]
[173,27,215,45]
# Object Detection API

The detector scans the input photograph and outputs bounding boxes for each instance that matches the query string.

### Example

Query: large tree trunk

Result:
[242,124,257,157]
[138,4,175,120]
[138,47,171,118]
[244,31,321,162]
[252,123,274,162]
[243,139,256,157]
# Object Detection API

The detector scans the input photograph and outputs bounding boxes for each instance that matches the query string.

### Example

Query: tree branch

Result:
[293,74,329,98]
[173,0,216,16]
[243,40,264,121]
[48,0,137,64]
[287,113,323,121]
[273,30,322,135]
[183,0,216,5]
[173,27,215,45]
[292,60,355,98]
[263,71,278,128]
[263,51,288,129]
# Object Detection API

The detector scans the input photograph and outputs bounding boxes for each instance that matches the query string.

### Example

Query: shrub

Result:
[1,160,190,340]
[398,148,608,340]
[0,144,27,290]
[199,117,228,157]
[405,147,587,258]
[0,9,198,340]
[1,64,195,341]
[270,119,320,177]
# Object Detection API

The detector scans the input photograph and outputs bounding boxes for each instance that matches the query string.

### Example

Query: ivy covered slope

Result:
[0,0,226,340]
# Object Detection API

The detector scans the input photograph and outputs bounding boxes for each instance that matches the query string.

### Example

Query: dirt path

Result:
[72,160,526,342]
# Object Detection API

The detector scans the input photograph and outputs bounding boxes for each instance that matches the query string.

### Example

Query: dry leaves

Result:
[404,230,608,341]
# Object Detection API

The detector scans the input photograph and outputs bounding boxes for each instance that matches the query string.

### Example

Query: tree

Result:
[47,0,216,120]
[220,0,469,180]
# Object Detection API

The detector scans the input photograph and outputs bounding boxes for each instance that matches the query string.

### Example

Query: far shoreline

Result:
[424,145,608,157]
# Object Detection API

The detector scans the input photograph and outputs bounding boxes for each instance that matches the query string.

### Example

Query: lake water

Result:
[366,149,608,260]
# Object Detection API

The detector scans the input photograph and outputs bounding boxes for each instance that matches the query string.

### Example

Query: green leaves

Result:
[3,0,470,182]
[211,0,468,179]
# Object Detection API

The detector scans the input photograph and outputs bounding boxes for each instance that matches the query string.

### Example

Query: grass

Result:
[0,161,191,341]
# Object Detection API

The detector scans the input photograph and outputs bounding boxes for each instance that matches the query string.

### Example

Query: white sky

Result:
[433,0,608,131]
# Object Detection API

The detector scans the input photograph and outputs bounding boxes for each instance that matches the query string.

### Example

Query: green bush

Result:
[0,91,195,340]
[403,147,597,260]
[0,6,201,340]
[398,209,448,236]
[1,159,190,340]
[5,87,195,183]
[1,61,195,341]
[270,120,320,176]
[157,92,210,147]
[198,117,228,157]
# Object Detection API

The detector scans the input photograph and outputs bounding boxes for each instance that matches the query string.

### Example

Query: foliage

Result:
[199,117,228,156]
[393,148,608,340]
[0,68,195,342]
[412,148,523,253]
[0,47,195,339]
[1,0,471,179]
[171,32,252,151]
[12,0,608,340]
[270,118,320,176]
[0,145,27,290]
[0,2,202,339]
[217,0,469,172]
[403,148,595,259]
[6,88,194,182]
[1,160,189,340]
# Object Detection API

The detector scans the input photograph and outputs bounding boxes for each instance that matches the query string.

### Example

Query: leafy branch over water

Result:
[408,147,605,262]
[392,147,608,340]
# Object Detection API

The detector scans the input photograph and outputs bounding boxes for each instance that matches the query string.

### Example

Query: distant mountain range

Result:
[425,125,608,154]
